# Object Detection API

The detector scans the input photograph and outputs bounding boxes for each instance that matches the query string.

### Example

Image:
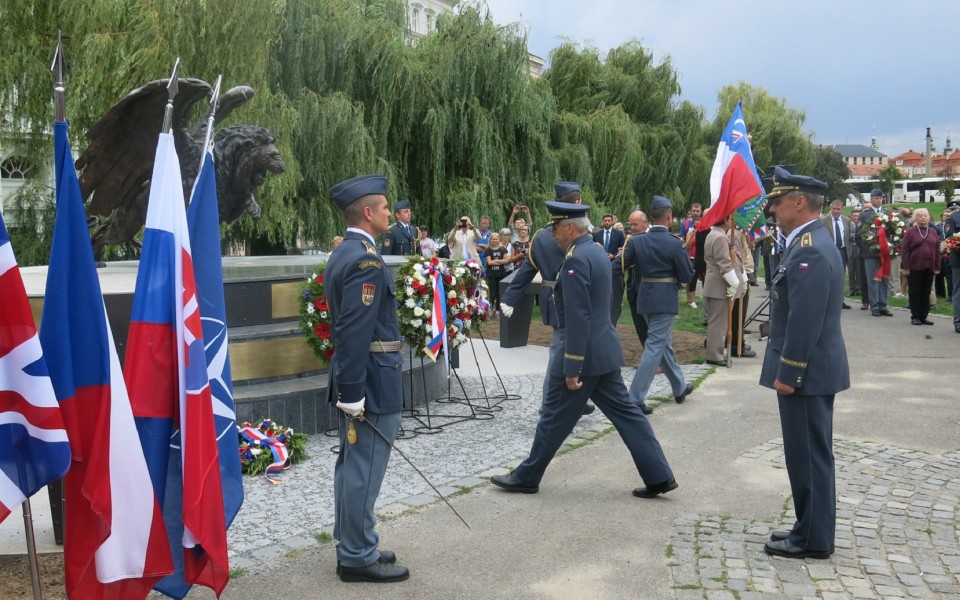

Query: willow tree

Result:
[543,41,708,220]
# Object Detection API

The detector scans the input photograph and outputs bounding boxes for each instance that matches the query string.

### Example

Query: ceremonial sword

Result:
[349,415,471,530]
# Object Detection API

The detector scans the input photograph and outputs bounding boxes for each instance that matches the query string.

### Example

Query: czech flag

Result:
[41,120,172,598]
[126,133,229,598]
[698,102,764,232]
[0,211,70,525]
[422,262,448,369]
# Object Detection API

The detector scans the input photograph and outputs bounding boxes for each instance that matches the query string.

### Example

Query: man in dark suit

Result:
[621,209,651,348]
[858,189,893,317]
[491,201,677,498]
[820,199,853,309]
[761,167,850,560]
[594,213,626,323]
[380,198,417,255]
[326,175,409,582]
[501,181,595,415]
[626,196,696,414]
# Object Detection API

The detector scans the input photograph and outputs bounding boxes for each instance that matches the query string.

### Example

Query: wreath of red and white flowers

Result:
[299,264,334,364]
[395,256,491,357]
[941,232,960,260]
[860,211,905,257]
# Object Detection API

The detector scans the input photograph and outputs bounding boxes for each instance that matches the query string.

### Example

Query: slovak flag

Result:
[126,133,229,598]
[41,121,172,598]
[698,102,764,231]
[0,212,70,525]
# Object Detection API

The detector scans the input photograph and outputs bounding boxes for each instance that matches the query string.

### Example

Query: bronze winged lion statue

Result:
[76,78,286,255]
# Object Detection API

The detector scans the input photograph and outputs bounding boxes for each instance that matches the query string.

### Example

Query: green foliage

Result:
[812,146,853,201]
[877,165,903,198]
[6,183,56,267]
[937,172,955,204]
[1,0,820,256]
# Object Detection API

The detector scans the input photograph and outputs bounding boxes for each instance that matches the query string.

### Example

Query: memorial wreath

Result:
[238,419,308,481]
[299,264,334,364]
[941,231,960,260]
[859,211,905,257]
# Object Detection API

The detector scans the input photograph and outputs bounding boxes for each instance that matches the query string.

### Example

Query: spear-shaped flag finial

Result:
[50,31,66,121]
[161,58,181,133]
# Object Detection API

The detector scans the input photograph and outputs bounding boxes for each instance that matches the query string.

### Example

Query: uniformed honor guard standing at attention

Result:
[501,181,595,415]
[325,175,409,582]
[625,196,695,414]
[760,167,849,560]
[491,201,677,498]
[381,198,418,255]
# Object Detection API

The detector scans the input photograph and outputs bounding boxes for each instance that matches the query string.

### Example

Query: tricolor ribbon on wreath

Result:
[422,262,450,372]
[239,421,290,484]
[875,225,892,281]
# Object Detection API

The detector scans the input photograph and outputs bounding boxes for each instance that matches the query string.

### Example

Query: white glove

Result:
[722,270,739,297]
[738,280,748,296]
[500,303,514,318]
[337,398,365,417]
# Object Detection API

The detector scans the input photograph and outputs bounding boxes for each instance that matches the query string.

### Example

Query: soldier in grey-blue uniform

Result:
[858,189,893,317]
[491,201,677,498]
[626,196,695,413]
[501,181,595,415]
[326,175,409,583]
[760,167,850,560]
[380,198,418,255]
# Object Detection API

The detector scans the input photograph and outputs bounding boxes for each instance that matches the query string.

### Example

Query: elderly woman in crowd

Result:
[901,207,940,325]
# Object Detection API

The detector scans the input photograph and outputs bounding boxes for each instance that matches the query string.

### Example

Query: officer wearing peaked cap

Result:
[381,198,418,255]
[625,195,695,413]
[501,181,596,415]
[324,174,409,583]
[760,167,849,560]
[491,200,678,499]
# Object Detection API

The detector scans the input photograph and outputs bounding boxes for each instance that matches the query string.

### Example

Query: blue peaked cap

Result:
[329,174,388,211]
[394,199,411,211]
[554,181,581,199]
[545,200,591,223]
[870,188,884,197]
[651,195,672,210]
[767,166,828,200]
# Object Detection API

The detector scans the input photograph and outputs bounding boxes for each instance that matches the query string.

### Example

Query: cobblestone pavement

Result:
[668,437,960,599]
[226,365,707,569]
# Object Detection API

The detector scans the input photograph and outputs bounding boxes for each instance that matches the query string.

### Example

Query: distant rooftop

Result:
[829,144,887,158]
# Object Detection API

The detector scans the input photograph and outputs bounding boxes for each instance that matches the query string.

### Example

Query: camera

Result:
[460,218,468,227]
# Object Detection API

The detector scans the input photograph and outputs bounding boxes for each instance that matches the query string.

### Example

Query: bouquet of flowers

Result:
[942,232,960,260]
[395,256,491,358]
[859,211,905,257]
[299,264,334,363]
[238,419,308,478]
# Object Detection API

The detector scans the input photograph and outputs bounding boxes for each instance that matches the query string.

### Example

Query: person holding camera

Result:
[508,205,529,243]
[447,216,481,262]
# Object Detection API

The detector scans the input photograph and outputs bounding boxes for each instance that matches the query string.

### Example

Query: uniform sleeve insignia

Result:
[383,237,392,247]
[567,269,575,276]
[361,283,376,306]
[799,262,809,270]
[800,232,813,247]
[564,353,584,361]
[364,243,378,255]
[359,259,382,271]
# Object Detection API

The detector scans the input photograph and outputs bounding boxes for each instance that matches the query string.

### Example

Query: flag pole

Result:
[19,499,44,600]
[161,58,180,134]
[200,74,221,163]
[725,227,735,367]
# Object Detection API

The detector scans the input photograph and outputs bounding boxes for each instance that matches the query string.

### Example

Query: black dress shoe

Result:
[841,303,851,309]
[733,349,757,358]
[769,530,790,541]
[337,550,397,576]
[763,539,831,560]
[922,319,934,325]
[704,359,725,366]
[490,472,539,494]
[861,304,869,310]
[879,309,894,316]
[632,479,678,498]
[581,403,596,415]
[338,561,410,583]
[871,311,881,317]
[674,383,693,404]
[911,318,922,325]
[639,403,654,415]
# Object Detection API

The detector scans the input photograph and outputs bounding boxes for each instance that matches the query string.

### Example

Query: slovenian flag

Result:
[126,133,229,598]
[698,102,764,232]
[0,211,70,525]
[41,120,172,598]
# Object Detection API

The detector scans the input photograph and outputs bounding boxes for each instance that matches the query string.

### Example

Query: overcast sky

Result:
[481,0,960,158]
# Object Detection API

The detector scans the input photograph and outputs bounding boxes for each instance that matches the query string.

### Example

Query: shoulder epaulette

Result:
[528,228,545,271]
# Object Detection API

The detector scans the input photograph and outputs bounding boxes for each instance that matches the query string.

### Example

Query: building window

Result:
[411,7,421,33]
[1,156,34,179]
[426,9,435,32]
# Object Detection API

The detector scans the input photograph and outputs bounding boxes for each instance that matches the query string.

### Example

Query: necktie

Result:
[604,230,610,251]
[834,218,843,249]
